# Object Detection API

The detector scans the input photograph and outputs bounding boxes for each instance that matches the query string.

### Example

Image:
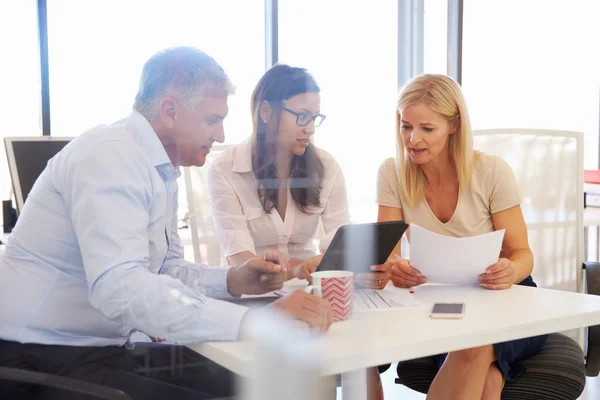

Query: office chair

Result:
[0,367,132,399]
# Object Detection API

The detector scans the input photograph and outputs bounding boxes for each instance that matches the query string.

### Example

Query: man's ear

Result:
[158,97,177,128]
[259,100,272,123]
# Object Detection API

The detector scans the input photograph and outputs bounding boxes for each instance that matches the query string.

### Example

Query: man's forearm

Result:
[160,260,233,298]
[92,264,246,343]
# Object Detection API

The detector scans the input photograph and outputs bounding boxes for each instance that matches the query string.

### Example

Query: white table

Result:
[188,284,600,399]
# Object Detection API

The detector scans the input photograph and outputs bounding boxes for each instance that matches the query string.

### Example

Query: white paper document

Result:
[410,224,505,286]
[355,289,425,311]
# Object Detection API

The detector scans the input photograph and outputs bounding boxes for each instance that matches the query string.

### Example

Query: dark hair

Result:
[250,64,324,214]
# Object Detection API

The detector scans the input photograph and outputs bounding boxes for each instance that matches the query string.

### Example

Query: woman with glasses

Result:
[206,64,350,283]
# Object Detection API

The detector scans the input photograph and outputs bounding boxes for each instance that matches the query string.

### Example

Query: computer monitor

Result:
[4,137,73,213]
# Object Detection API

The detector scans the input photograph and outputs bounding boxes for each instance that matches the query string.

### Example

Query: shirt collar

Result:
[232,138,253,173]
[126,110,172,168]
[126,111,180,181]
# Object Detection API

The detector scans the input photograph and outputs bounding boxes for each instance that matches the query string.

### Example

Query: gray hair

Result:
[133,47,235,121]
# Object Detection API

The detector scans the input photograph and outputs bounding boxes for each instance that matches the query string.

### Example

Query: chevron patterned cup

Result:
[304,271,354,322]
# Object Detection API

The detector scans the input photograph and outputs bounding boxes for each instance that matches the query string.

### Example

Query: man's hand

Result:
[227,250,288,296]
[237,290,334,339]
[270,290,333,332]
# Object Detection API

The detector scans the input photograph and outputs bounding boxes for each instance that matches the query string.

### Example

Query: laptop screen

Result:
[5,138,71,213]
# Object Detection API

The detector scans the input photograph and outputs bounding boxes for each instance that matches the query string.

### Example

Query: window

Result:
[424,0,448,74]
[279,0,398,223]
[0,0,41,225]
[47,1,264,261]
[47,0,265,145]
[462,0,600,169]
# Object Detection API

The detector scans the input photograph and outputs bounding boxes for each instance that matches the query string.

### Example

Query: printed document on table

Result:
[355,288,425,311]
[410,224,505,285]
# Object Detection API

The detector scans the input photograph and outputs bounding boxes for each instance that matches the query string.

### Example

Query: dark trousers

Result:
[0,339,236,400]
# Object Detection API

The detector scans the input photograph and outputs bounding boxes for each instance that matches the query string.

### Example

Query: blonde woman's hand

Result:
[390,258,427,288]
[479,258,515,290]
[356,261,393,290]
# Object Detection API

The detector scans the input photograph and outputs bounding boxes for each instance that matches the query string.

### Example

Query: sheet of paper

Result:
[355,288,424,311]
[410,224,505,285]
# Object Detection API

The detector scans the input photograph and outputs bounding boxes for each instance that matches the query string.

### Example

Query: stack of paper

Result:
[410,224,505,286]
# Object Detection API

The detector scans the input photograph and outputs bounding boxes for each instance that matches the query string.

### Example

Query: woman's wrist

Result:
[287,265,297,280]
[387,252,402,263]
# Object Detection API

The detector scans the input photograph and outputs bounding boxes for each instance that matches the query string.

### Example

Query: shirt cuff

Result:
[201,298,249,341]
[195,266,235,299]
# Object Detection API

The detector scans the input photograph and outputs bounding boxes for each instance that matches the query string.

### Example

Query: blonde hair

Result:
[395,74,476,206]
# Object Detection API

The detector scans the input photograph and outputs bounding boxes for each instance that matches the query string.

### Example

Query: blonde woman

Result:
[373,74,546,399]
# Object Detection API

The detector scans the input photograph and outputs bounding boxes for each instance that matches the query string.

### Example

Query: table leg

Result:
[341,368,367,400]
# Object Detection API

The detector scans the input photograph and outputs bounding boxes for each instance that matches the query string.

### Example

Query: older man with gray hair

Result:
[0,47,332,399]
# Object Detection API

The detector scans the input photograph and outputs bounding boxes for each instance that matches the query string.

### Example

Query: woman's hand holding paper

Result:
[390,258,428,288]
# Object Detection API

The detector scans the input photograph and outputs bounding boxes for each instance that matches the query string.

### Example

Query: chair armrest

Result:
[0,367,132,400]
[584,262,600,376]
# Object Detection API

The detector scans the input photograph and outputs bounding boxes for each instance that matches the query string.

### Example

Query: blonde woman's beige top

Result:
[376,153,521,238]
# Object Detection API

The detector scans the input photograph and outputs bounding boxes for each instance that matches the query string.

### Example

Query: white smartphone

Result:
[430,302,466,319]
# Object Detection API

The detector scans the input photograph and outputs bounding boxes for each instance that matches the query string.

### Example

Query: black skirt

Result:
[431,276,548,381]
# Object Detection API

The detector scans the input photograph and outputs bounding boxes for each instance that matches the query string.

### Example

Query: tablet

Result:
[318,221,409,274]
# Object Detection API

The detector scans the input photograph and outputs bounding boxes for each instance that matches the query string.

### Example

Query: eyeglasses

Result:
[282,107,326,127]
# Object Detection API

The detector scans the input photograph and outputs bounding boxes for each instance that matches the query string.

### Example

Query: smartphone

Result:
[430,302,466,319]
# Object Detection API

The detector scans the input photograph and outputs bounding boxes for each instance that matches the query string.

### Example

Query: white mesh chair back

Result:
[181,145,233,265]
[473,129,584,294]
